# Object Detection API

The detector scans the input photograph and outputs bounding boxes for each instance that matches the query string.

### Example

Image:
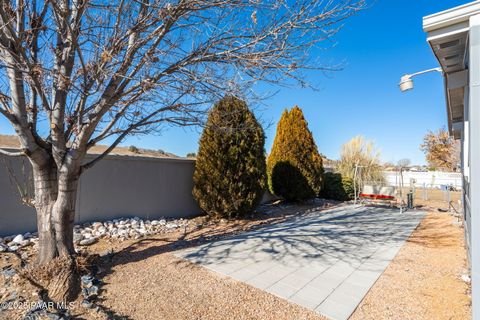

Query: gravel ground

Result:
[87,202,330,320]
[96,247,324,320]
[0,200,470,320]
[350,210,471,320]
[0,200,333,320]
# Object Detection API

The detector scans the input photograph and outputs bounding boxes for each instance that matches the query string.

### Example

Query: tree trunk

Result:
[31,158,81,302]
[33,161,80,264]
[52,170,79,258]
[33,162,59,265]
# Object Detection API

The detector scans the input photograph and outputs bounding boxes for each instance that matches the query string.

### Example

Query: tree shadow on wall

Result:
[270,161,315,202]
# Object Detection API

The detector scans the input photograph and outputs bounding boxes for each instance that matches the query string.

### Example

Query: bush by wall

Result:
[321,172,354,201]
[193,96,266,218]
[267,106,323,202]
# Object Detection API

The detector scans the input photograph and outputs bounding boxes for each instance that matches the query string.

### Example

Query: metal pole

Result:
[408,67,443,77]
[353,165,358,205]
[399,168,404,213]
[447,187,451,212]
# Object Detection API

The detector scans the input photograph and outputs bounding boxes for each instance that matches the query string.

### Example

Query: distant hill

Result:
[0,135,181,159]
[322,157,337,168]
[319,153,337,169]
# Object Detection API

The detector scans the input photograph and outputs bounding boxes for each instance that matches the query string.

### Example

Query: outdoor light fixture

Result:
[398,67,443,92]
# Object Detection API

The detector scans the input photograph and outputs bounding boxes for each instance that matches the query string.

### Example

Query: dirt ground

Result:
[85,201,331,320]
[350,210,471,320]
[0,199,471,320]
[401,188,462,211]
[0,201,332,320]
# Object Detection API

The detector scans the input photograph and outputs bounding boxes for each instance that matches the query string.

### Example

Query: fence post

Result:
[447,187,451,212]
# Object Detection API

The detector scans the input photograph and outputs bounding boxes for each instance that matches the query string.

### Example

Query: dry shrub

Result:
[337,135,385,185]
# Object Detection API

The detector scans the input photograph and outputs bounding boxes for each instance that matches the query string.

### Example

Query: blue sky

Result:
[0,1,469,164]
[123,0,467,164]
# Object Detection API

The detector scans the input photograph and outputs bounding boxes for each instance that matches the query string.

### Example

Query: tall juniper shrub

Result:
[193,96,266,218]
[267,106,324,202]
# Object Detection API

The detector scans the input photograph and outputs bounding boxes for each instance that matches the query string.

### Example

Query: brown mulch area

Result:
[350,210,471,320]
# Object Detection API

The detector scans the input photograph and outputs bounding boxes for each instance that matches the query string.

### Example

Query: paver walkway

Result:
[176,204,425,320]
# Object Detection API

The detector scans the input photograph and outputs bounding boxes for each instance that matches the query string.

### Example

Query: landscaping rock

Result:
[81,275,94,287]
[23,305,71,320]
[87,286,99,296]
[73,233,83,244]
[2,215,191,252]
[81,285,99,299]
[82,233,92,239]
[81,299,93,309]
[12,234,24,244]
[2,268,17,278]
[47,313,66,320]
[92,222,103,229]
[166,223,178,229]
[79,238,97,246]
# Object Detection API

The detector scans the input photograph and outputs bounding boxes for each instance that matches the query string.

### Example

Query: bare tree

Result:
[0,0,364,300]
[397,158,411,169]
[420,128,460,172]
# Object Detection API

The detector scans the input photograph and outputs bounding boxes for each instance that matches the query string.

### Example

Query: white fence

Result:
[383,171,462,189]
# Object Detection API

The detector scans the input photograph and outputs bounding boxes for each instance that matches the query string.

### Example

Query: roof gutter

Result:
[424,1,480,32]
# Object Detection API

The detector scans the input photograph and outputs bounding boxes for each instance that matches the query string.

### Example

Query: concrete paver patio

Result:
[176,204,425,320]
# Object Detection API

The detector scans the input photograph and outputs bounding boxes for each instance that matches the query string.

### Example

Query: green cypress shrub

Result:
[320,172,354,201]
[193,96,266,218]
[267,106,324,202]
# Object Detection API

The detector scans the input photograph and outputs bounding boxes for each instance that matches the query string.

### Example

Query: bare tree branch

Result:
[0,0,364,170]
